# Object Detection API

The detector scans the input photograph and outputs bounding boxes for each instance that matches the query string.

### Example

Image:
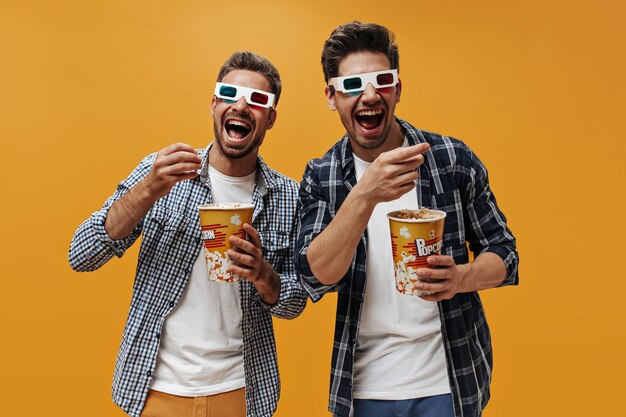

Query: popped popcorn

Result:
[199,203,244,209]
[393,208,441,220]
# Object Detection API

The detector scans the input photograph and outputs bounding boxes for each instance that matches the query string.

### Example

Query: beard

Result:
[212,118,264,160]
[351,133,387,150]
[344,112,392,151]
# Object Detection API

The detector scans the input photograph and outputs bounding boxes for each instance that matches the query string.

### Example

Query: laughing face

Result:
[326,51,403,161]
[211,70,276,162]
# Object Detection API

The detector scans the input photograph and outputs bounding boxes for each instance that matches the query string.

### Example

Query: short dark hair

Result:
[217,51,282,106]
[321,21,399,83]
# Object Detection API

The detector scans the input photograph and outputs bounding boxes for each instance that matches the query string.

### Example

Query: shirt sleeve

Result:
[462,147,519,286]
[258,197,308,319]
[68,154,156,272]
[294,161,347,302]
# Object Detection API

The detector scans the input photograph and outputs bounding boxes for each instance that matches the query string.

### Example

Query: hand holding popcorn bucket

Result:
[198,203,254,282]
[387,208,447,296]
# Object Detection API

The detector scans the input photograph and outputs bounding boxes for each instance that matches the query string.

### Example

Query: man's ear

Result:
[396,78,402,104]
[325,86,337,111]
[267,109,277,130]
[210,96,216,117]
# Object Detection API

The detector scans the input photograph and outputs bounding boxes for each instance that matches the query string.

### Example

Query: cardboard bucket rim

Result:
[387,209,447,223]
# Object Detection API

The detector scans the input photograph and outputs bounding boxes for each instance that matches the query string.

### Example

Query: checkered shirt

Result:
[69,145,307,417]
[294,119,519,417]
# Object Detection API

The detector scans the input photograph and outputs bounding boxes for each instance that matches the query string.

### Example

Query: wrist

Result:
[255,262,280,305]
[459,262,477,293]
[346,183,378,213]
[137,178,162,204]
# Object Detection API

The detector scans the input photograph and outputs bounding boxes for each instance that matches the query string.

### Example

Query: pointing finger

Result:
[381,143,430,163]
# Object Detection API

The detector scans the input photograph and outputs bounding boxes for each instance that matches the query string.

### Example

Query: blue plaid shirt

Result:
[295,119,519,417]
[69,145,307,417]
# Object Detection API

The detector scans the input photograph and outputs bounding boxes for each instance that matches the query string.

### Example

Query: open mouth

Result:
[355,108,384,131]
[225,119,252,140]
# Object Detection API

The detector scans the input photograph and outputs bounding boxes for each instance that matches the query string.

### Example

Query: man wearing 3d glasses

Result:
[69,51,307,417]
[295,22,519,417]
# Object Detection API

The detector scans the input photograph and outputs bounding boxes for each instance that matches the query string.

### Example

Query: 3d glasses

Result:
[214,82,276,108]
[328,69,398,95]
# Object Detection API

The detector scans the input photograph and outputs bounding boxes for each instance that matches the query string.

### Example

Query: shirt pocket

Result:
[259,230,290,270]
[142,205,199,258]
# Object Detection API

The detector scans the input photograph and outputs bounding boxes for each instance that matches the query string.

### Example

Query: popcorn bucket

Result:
[198,203,254,282]
[387,209,447,296]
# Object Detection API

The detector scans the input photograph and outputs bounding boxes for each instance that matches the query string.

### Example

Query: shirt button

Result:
[156,333,160,339]
[169,301,175,308]
[147,371,152,377]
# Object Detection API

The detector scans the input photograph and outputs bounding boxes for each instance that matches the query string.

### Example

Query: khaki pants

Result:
[140,388,246,417]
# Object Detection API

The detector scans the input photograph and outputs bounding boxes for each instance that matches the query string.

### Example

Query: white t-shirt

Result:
[352,144,451,400]
[150,165,256,396]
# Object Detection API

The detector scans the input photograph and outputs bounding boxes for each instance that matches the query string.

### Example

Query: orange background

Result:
[1,1,624,416]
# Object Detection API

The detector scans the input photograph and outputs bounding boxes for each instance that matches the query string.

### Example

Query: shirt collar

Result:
[398,118,424,146]
[338,134,355,180]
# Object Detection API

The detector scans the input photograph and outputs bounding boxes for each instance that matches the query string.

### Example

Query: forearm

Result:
[459,252,508,292]
[307,186,374,285]
[261,203,308,318]
[105,179,158,240]
[260,268,308,319]
[254,262,281,305]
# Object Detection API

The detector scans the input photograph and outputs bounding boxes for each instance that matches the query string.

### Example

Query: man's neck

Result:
[208,144,258,177]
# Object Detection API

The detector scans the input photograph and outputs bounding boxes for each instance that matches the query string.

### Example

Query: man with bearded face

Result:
[295,22,519,417]
[69,51,307,417]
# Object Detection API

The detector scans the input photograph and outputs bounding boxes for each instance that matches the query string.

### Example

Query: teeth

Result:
[227,120,251,129]
[356,109,383,117]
